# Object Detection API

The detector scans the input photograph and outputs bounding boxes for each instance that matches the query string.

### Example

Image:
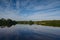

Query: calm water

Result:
[0,24,60,40]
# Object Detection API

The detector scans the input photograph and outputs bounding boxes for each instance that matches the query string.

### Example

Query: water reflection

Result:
[0,24,16,28]
[0,24,33,28]
[0,24,60,40]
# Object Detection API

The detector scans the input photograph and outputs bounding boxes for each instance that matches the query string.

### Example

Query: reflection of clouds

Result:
[0,24,60,40]
[12,24,60,36]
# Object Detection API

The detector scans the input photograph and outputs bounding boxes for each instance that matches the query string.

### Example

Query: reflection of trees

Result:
[0,18,17,28]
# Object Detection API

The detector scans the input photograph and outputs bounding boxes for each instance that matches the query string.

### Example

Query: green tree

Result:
[29,20,34,25]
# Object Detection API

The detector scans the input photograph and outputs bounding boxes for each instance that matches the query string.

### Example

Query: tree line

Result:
[17,20,60,27]
[0,18,60,27]
[39,20,60,27]
[0,18,17,27]
[17,20,34,25]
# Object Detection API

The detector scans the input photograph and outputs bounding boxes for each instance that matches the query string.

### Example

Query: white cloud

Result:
[0,0,60,21]
[25,10,60,21]
[0,9,21,20]
[25,0,60,11]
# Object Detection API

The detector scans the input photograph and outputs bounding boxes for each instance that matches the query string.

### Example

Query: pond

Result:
[0,24,60,40]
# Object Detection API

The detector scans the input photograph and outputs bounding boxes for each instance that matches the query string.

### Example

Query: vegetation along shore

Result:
[0,18,60,27]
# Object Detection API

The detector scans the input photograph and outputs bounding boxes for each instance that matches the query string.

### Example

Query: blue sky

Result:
[0,0,60,21]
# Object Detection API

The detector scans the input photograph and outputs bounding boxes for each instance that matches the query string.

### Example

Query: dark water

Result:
[0,24,60,40]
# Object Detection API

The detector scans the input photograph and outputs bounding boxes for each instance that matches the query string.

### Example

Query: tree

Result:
[29,20,34,25]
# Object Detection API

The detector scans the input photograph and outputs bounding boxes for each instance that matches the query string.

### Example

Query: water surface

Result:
[0,24,60,40]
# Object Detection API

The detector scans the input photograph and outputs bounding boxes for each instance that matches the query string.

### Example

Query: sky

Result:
[0,0,60,21]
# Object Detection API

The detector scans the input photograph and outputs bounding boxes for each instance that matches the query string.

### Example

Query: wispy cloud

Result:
[0,0,60,20]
